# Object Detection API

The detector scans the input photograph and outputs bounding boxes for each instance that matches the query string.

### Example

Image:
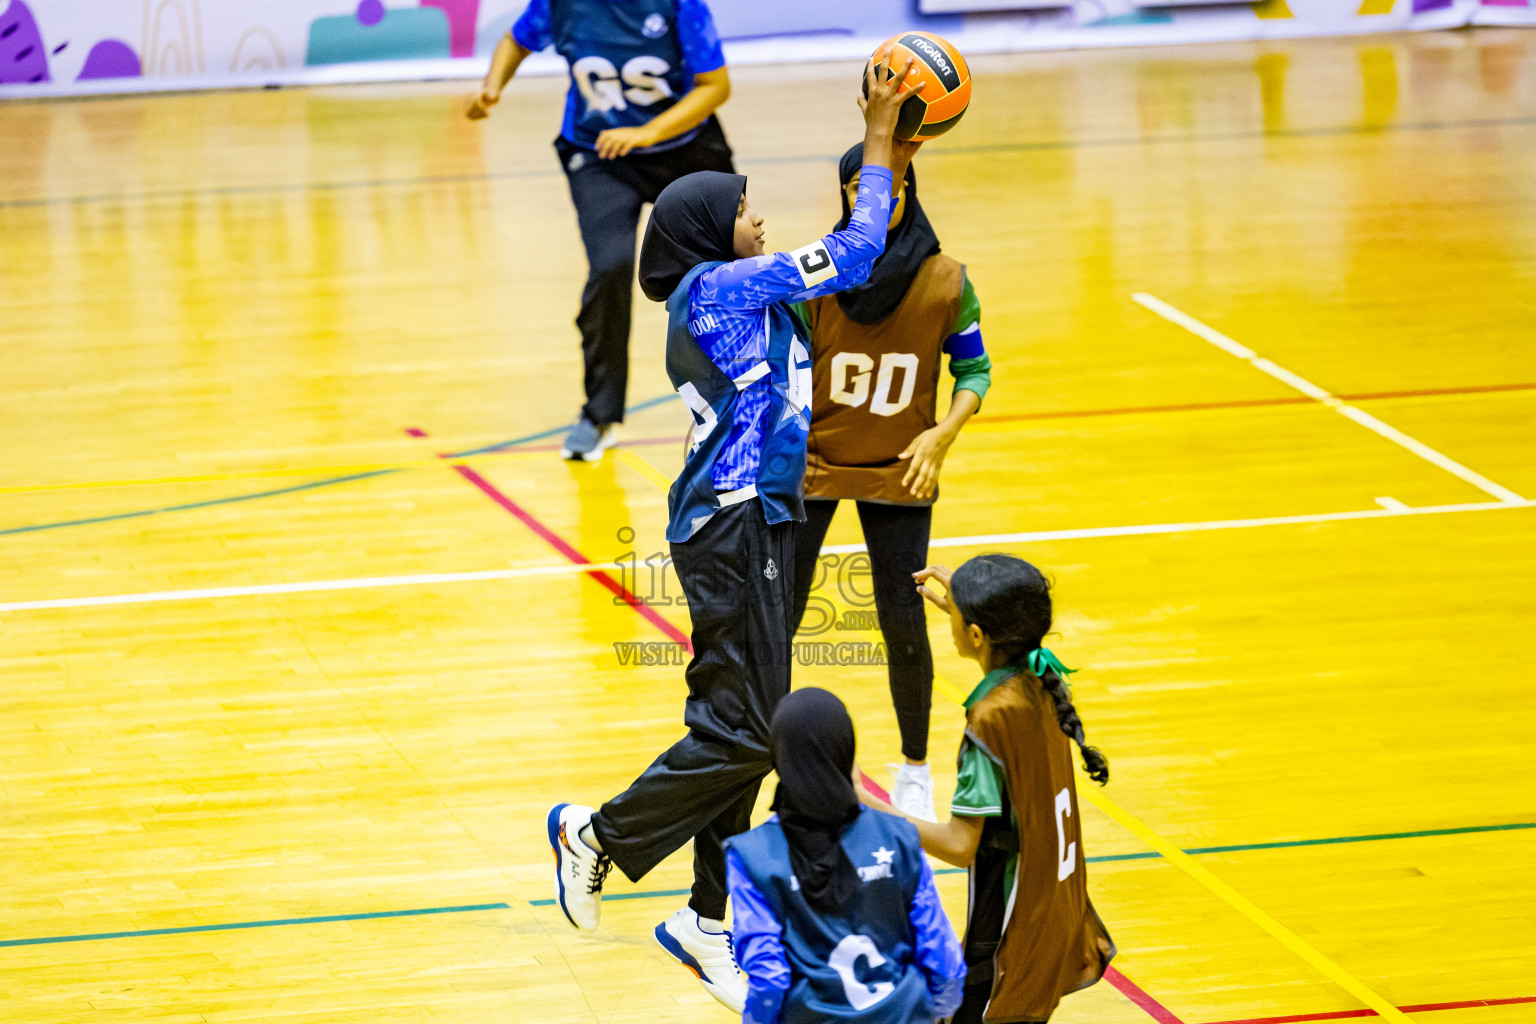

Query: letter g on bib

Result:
[789,241,838,290]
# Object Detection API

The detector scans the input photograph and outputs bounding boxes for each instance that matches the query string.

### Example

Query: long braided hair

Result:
[950,554,1109,785]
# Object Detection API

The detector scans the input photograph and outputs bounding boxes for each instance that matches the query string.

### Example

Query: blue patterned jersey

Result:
[513,0,724,153]
[725,808,966,1024]
[659,166,894,541]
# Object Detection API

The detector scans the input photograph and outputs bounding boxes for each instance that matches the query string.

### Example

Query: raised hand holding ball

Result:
[862,32,973,141]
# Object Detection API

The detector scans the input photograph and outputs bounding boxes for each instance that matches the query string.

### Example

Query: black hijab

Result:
[769,687,863,913]
[834,142,942,325]
[638,170,747,302]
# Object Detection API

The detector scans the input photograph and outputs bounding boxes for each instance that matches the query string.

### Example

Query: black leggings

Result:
[790,499,933,762]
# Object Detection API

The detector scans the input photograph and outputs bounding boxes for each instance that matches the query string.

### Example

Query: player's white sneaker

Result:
[653,907,747,1013]
[889,762,938,823]
[547,803,611,931]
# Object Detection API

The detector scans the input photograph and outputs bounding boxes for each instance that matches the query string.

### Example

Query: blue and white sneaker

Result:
[547,803,610,930]
[560,417,614,462]
[653,907,747,1013]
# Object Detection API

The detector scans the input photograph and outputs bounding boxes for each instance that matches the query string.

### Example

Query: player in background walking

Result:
[467,0,734,460]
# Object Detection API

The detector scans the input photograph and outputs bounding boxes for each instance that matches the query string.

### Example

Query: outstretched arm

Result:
[857,783,986,867]
[694,165,896,310]
[694,53,916,311]
[465,33,530,119]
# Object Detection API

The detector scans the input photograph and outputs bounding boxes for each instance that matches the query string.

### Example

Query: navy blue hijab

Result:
[770,687,863,912]
[834,142,941,324]
[639,170,747,301]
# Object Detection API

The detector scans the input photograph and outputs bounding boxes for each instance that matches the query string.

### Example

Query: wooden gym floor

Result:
[2,27,1534,1024]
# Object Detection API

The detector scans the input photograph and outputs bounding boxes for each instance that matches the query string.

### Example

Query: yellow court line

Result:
[617,447,1411,1024]
[1072,784,1411,1022]
[614,449,676,493]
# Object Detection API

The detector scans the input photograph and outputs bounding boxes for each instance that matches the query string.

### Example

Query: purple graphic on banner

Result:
[77,39,141,80]
[357,0,385,26]
[0,0,50,84]
[1413,0,1454,10]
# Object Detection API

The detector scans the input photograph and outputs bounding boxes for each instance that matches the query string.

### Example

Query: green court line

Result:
[0,903,511,948]
[523,820,1536,907]
[4,821,1528,947]
[0,470,397,537]
[0,393,680,538]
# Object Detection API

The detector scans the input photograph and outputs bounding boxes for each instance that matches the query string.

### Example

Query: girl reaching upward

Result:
[546,54,922,1013]
[791,141,992,823]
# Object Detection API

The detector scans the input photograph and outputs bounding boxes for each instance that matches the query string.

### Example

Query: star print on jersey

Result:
[857,845,896,882]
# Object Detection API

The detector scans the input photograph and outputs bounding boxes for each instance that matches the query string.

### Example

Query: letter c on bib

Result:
[829,934,895,1011]
[790,240,838,289]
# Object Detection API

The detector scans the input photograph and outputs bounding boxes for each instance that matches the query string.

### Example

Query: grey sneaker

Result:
[560,418,614,461]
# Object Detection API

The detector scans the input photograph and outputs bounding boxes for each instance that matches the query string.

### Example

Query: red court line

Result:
[1107,967,1187,1023]
[859,772,890,803]
[450,464,691,651]
[1338,382,1536,401]
[973,397,1310,424]
[1200,993,1536,1024]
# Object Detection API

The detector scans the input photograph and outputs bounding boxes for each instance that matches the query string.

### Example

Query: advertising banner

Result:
[0,0,1523,99]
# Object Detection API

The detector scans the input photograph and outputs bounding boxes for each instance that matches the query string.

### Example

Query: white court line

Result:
[821,498,1534,554]
[1132,292,1527,504]
[0,563,600,613]
[5,499,1532,614]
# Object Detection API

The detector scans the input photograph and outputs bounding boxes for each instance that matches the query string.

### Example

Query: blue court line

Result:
[1,393,679,538]
[442,392,679,458]
[4,115,1533,211]
[0,470,396,537]
[0,903,510,949]
[4,822,1529,948]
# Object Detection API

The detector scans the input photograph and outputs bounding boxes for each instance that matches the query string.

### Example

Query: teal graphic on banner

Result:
[305,0,451,66]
